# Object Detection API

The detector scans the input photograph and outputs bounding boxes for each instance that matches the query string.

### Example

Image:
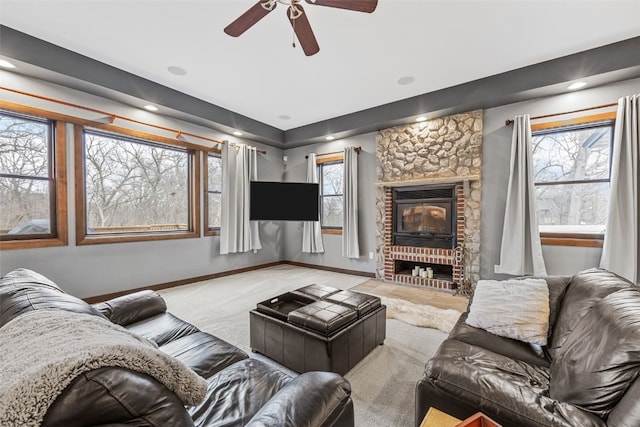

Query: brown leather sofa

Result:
[0,268,354,427]
[415,268,640,427]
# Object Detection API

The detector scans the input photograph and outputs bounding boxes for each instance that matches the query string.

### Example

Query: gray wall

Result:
[0,72,284,298]
[282,133,378,273]
[481,77,640,279]
[2,71,638,297]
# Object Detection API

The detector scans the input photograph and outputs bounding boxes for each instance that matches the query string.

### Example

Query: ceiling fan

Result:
[224,0,378,56]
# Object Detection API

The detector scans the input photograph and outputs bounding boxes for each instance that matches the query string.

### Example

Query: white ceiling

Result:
[1,0,640,131]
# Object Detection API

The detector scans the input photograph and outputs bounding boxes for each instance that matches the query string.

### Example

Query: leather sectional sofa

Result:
[0,268,354,426]
[416,268,640,427]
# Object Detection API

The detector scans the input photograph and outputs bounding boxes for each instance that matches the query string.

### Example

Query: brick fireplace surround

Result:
[383,184,466,290]
[375,109,483,291]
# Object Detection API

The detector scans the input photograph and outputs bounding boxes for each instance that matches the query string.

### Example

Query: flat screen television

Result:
[250,181,319,221]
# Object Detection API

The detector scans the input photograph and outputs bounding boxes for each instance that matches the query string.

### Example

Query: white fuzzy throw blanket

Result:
[381,297,461,333]
[0,309,207,427]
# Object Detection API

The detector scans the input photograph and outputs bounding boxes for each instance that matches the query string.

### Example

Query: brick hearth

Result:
[383,185,465,290]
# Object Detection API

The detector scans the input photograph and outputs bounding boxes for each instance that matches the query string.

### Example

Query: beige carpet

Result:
[159,265,457,427]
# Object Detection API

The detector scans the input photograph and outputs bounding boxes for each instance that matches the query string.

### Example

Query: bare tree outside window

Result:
[0,113,53,237]
[319,161,343,228]
[84,131,190,234]
[532,122,612,234]
[207,153,222,229]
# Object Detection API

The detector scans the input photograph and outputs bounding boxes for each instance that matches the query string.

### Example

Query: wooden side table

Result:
[420,407,461,427]
[420,408,502,427]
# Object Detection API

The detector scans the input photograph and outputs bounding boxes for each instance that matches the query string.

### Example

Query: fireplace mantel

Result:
[375,175,480,187]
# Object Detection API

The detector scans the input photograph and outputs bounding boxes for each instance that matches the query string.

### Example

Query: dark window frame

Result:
[531,111,616,247]
[0,105,68,249]
[317,155,344,234]
[74,125,200,245]
[204,151,222,236]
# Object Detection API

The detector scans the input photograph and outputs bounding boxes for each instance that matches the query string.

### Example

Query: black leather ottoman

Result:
[250,286,386,375]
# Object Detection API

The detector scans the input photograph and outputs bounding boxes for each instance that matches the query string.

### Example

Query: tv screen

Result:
[250,181,319,221]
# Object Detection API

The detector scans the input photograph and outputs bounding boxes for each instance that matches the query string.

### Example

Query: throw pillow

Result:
[466,278,550,345]
[549,287,640,418]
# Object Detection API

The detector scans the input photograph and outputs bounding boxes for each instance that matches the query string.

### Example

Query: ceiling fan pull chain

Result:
[292,19,296,48]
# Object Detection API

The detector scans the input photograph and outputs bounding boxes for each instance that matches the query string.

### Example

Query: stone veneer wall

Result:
[375,109,483,287]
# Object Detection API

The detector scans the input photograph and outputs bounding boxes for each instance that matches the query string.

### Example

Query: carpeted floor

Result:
[159,264,455,427]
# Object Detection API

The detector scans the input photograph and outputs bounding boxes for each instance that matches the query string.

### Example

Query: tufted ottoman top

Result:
[325,290,381,318]
[288,301,357,335]
[292,284,342,301]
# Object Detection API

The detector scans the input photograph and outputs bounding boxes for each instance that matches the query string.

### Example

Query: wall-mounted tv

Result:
[250,181,319,221]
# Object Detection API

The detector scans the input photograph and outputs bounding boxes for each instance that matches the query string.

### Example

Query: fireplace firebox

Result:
[392,185,456,249]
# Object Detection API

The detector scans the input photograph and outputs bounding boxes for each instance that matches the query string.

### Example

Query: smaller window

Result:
[531,112,615,247]
[205,152,222,234]
[317,157,343,232]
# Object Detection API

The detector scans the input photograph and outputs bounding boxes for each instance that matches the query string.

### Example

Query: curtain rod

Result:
[0,86,266,154]
[305,146,361,159]
[504,102,618,126]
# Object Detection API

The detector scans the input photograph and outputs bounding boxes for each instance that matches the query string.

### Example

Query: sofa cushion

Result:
[160,331,248,379]
[126,312,200,346]
[188,358,292,426]
[466,278,550,345]
[550,287,640,418]
[547,268,631,359]
[450,313,550,367]
[426,339,606,427]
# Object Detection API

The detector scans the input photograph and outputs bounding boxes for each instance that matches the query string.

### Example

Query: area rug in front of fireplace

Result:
[380,297,461,333]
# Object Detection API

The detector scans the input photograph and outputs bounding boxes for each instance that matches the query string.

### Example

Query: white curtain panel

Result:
[496,115,547,276]
[600,94,639,284]
[302,154,324,253]
[342,147,360,258]
[220,144,261,254]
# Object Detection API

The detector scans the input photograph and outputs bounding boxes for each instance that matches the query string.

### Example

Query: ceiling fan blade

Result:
[288,5,320,56]
[224,1,275,37]
[305,0,378,13]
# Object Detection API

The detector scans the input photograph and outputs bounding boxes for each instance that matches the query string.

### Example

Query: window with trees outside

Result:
[0,109,67,249]
[318,158,343,233]
[77,128,198,244]
[532,114,614,246]
[205,152,222,233]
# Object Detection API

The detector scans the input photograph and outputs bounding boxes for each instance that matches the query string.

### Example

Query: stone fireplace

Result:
[375,110,483,290]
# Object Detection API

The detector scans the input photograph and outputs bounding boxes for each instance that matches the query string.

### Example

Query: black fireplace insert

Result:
[392,185,456,248]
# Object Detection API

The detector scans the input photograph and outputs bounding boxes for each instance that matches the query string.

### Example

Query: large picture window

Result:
[532,114,614,246]
[76,127,199,244]
[0,108,67,249]
[204,152,222,233]
[318,158,343,231]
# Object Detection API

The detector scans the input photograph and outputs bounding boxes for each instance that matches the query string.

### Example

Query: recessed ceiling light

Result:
[415,116,427,122]
[167,65,187,76]
[278,115,291,120]
[233,131,243,136]
[325,136,335,141]
[144,105,158,112]
[397,76,415,86]
[0,59,16,69]
[567,81,587,90]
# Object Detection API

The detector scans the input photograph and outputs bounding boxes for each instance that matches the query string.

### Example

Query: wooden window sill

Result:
[541,233,603,248]
[0,237,67,250]
[322,228,343,235]
[77,231,199,245]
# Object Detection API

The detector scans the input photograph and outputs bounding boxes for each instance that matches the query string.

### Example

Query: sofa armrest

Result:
[247,371,353,427]
[43,367,195,427]
[93,290,167,326]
